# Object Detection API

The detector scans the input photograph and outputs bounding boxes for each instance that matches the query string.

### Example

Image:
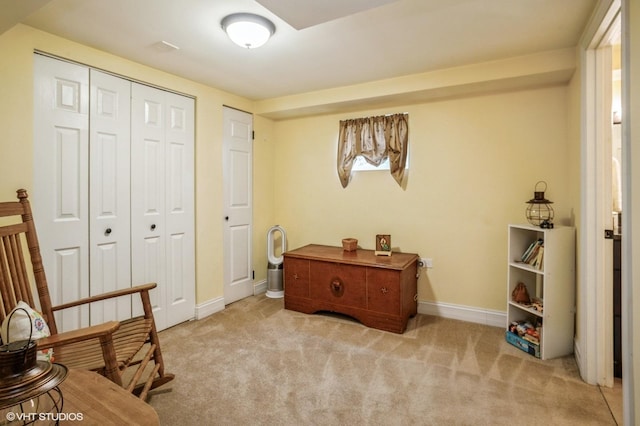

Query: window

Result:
[352,148,409,171]
[337,113,409,187]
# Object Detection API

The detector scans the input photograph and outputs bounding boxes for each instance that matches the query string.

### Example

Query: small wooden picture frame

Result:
[375,234,392,256]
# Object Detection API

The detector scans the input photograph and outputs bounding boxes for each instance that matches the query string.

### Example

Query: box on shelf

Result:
[505,331,540,358]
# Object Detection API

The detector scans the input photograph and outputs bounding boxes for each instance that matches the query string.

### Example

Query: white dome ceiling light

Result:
[221,13,276,49]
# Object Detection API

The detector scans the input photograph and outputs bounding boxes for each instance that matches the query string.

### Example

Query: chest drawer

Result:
[284,257,310,298]
[309,261,366,309]
[367,268,401,315]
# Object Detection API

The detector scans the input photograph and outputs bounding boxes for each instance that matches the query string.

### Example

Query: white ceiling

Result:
[3,0,596,101]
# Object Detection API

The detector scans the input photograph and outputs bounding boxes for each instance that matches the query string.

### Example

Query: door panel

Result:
[131,84,195,330]
[89,70,132,324]
[230,225,251,283]
[223,107,253,304]
[33,55,89,332]
[164,95,195,327]
[131,84,167,329]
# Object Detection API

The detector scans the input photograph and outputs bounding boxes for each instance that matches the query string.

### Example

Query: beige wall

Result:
[252,115,276,280]
[0,23,581,320]
[0,24,269,304]
[270,86,573,312]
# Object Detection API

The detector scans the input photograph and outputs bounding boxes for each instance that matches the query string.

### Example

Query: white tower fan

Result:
[266,225,286,298]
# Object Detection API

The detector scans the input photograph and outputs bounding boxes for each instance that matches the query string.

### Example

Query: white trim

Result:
[195,296,225,320]
[195,295,506,330]
[418,300,506,328]
[253,279,267,295]
[577,0,621,388]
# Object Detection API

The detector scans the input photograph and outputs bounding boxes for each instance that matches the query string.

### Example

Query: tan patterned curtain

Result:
[337,113,408,188]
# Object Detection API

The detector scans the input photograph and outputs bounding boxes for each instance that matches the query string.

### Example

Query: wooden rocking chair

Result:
[0,189,173,400]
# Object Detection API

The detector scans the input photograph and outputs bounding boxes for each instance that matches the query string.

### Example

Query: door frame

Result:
[578,0,620,387]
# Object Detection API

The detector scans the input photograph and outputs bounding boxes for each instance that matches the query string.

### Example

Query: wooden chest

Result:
[283,244,419,333]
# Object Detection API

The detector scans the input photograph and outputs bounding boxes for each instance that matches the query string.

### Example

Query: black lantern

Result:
[0,309,67,425]
[526,181,554,228]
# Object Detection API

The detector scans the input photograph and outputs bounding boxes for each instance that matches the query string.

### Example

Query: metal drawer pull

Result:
[330,278,344,297]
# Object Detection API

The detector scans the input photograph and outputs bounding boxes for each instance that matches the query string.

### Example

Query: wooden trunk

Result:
[283,244,418,333]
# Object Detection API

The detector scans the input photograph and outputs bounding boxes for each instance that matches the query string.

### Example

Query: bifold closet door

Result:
[33,55,90,332]
[130,83,195,331]
[34,55,195,333]
[33,58,132,331]
[88,70,132,325]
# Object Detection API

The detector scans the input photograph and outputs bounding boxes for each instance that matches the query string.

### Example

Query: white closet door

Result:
[34,56,195,333]
[164,93,195,327]
[33,55,90,332]
[89,70,132,324]
[131,84,167,329]
[131,83,195,331]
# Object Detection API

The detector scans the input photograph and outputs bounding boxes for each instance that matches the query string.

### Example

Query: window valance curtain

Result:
[337,113,408,188]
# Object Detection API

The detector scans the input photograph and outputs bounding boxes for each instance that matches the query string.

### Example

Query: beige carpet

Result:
[148,295,617,425]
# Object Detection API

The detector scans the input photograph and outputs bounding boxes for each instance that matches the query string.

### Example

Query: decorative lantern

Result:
[0,309,67,425]
[525,181,554,228]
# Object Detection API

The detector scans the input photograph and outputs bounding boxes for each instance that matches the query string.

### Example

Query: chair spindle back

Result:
[0,189,57,335]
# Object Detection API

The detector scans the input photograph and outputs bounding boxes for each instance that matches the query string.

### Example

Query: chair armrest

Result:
[37,321,120,349]
[51,283,157,312]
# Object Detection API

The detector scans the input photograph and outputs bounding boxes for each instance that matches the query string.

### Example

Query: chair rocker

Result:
[0,189,173,400]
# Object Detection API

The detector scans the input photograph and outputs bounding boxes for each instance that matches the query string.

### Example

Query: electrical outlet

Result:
[419,258,433,268]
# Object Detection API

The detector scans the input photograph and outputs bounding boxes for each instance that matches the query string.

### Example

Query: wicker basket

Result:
[342,238,358,252]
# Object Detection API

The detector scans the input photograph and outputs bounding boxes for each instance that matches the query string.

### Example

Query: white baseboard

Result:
[195,296,225,320]
[195,293,506,328]
[418,300,506,328]
[195,279,268,320]
[253,279,267,295]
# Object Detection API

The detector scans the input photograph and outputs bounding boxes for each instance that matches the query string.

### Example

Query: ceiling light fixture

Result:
[221,13,275,49]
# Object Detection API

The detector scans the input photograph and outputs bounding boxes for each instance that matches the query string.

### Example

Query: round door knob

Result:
[225,216,229,221]
[105,228,112,235]
[151,224,156,231]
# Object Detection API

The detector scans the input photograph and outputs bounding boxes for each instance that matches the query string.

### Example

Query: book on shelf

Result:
[530,246,544,269]
[520,239,544,270]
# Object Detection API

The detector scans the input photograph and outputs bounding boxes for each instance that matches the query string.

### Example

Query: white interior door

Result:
[223,107,253,304]
[33,54,90,332]
[89,69,132,324]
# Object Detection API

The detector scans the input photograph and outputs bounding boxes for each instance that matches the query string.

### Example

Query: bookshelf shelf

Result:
[509,261,544,275]
[506,224,575,360]
[507,301,543,318]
